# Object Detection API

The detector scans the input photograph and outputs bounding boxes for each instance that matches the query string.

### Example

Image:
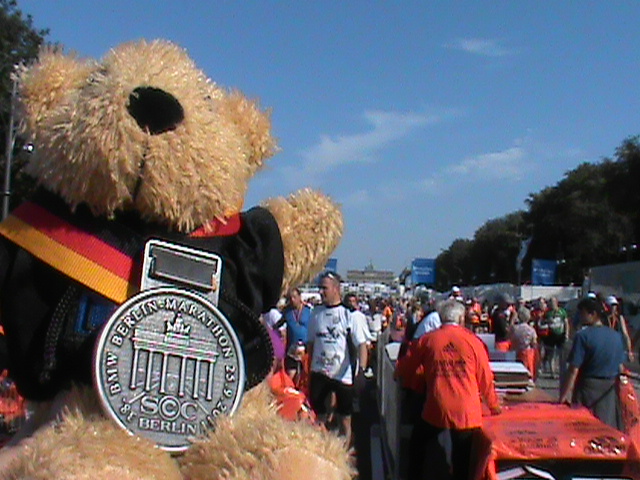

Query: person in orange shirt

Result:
[404,299,501,480]
[382,302,393,325]
[395,333,427,425]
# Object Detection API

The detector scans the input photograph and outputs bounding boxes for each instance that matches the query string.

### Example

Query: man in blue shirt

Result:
[559,298,625,429]
[282,287,313,384]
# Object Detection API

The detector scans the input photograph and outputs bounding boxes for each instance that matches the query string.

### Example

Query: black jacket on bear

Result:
[0,190,283,401]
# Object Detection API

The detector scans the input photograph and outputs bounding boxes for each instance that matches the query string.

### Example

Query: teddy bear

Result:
[0,40,351,479]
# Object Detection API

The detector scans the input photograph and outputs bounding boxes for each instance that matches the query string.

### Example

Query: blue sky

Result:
[18,1,640,275]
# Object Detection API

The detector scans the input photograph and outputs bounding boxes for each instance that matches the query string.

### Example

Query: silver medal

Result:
[93,287,245,451]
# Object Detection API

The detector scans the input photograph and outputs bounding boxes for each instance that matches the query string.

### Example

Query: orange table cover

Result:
[474,402,640,480]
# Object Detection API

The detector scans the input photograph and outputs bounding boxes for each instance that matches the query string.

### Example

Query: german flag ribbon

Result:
[0,191,240,304]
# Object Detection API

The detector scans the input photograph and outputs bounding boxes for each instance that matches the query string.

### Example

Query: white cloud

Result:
[341,189,371,207]
[331,145,529,208]
[419,145,529,194]
[446,147,527,180]
[419,174,445,195]
[298,110,447,177]
[446,38,515,57]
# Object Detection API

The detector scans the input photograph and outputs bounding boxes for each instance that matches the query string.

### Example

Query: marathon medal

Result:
[94,241,245,451]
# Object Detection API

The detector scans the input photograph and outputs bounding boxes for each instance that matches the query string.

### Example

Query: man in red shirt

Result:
[403,299,501,480]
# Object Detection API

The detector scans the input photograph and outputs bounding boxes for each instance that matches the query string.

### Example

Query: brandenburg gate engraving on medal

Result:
[129,314,219,400]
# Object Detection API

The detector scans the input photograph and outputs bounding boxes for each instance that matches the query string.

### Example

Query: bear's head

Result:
[18,39,277,232]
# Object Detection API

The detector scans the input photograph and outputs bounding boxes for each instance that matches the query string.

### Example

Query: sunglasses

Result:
[320,271,341,283]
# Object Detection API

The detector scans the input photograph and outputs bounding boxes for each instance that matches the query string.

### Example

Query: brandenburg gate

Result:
[129,314,219,400]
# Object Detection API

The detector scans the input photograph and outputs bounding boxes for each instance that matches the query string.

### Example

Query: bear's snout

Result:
[127,86,184,135]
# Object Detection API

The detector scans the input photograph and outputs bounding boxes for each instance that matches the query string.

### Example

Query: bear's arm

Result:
[262,189,343,294]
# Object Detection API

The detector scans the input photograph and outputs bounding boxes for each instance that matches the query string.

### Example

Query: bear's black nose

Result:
[127,86,184,135]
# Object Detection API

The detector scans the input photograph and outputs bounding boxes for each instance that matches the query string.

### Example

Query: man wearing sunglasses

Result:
[307,272,367,444]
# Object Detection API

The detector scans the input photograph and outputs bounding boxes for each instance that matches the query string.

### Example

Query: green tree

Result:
[1,0,48,210]
[604,136,640,245]
[469,211,526,285]
[525,160,630,283]
[435,238,473,290]
[435,212,527,289]
[434,136,640,289]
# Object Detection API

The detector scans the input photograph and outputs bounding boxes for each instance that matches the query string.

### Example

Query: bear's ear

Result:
[222,90,278,172]
[18,47,94,132]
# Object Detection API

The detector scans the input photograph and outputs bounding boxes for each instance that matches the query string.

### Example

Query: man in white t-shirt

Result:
[369,307,383,336]
[345,294,375,343]
[413,308,442,340]
[307,272,367,443]
[344,293,375,379]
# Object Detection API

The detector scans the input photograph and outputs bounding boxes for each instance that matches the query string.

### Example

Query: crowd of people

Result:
[263,282,636,479]
[395,288,634,479]
[397,288,634,383]
[262,272,383,446]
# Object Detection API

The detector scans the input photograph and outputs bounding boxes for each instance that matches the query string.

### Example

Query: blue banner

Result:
[313,258,338,285]
[531,259,557,286]
[325,258,338,274]
[411,258,436,286]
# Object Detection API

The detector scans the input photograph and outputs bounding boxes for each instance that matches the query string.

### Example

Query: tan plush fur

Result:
[18,39,343,286]
[1,387,182,480]
[1,386,354,480]
[19,40,277,231]
[264,189,344,293]
[179,384,355,480]
[7,39,350,479]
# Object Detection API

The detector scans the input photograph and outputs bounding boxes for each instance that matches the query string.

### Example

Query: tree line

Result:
[1,0,48,211]
[435,137,640,290]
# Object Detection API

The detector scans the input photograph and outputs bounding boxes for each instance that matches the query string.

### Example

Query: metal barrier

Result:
[376,332,404,480]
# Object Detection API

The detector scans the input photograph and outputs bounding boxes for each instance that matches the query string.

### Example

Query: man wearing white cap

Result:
[606,295,634,362]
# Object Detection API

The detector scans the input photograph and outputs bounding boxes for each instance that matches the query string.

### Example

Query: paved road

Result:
[535,371,562,399]
[352,376,380,480]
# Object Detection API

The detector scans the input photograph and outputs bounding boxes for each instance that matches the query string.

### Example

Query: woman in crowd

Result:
[605,295,634,362]
[509,308,538,380]
[559,298,625,430]
[541,297,568,378]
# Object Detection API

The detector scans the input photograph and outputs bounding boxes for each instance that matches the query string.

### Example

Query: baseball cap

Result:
[587,292,597,299]
[606,295,619,306]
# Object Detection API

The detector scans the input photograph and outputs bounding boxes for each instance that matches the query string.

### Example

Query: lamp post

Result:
[3,72,18,220]
[556,259,566,285]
